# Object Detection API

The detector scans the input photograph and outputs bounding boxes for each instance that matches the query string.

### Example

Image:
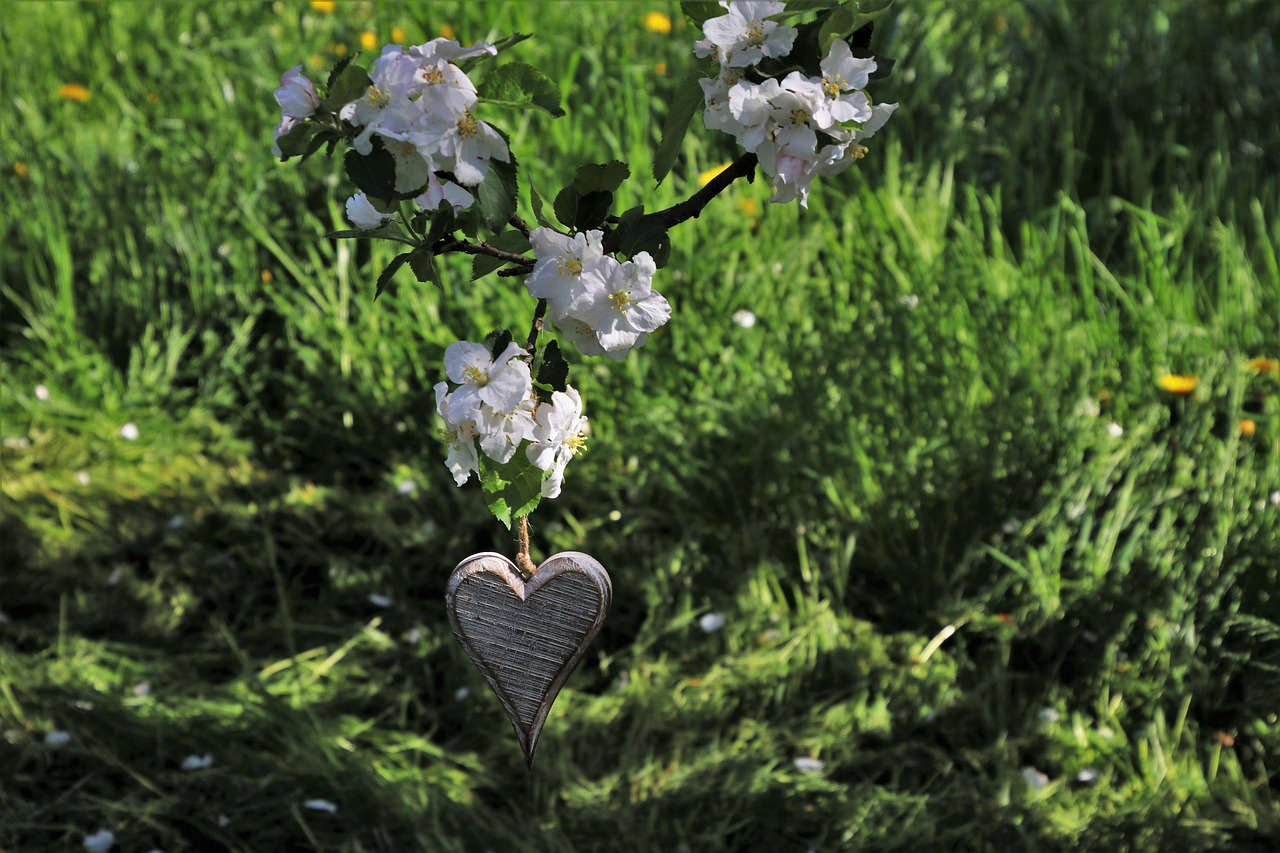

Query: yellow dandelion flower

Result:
[261,269,274,283]
[655,61,667,75]
[58,83,91,102]
[309,0,335,12]
[644,11,672,34]
[391,26,407,44]
[439,23,455,40]
[307,54,326,71]
[699,162,731,186]
[360,30,377,51]
[736,197,759,218]
[334,43,348,57]
[1239,418,1257,438]
[146,92,160,104]
[1157,374,1199,395]
[14,161,28,178]
[1248,357,1280,377]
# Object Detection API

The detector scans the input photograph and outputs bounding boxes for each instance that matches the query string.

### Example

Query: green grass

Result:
[2,1,1279,850]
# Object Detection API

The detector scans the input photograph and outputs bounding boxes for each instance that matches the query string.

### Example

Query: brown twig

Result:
[516,515,537,577]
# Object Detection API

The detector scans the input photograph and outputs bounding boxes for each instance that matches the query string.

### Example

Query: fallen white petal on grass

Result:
[35,384,50,401]
[1271,490,1280,507]
[181,753,214,770]
[1021,766,1049,790]
[45,730,72,747]
[368,593,392,608]
[1076,768,1098,784]
[454,686,471,702]
[83,830,115,853]
[732,309,757,329]
[397,480,417,495]
[1106,422,1124,438]
[119,422,139,440]
[76,470,91,486]
[699,612,726,633]
[793,756,825,774]
[304,798,338,813]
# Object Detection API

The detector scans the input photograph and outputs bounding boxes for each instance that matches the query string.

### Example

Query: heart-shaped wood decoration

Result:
[446,551,611,767]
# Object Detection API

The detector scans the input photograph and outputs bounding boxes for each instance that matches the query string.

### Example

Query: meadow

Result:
[2,0,1279,850]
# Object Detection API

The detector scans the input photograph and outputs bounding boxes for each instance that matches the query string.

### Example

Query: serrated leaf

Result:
[325,55,353,93]
[529,183,551,227]
[478,61,564,117]
[478,452,546,528]
[345,138,397,203]
[680,0,723,27]
[616,218,672,268]
[475,153,519,234]
[535,341,569,401]
[573,161,630,194]
[554,187,612,232]
[375,251,413,300]
[408,248,440,288]
[425,201,456,245]
[275,121,316,159]
[484,329,515,360]
[323,62,372,112]
[653,69,708,185]
[469,229,531,280]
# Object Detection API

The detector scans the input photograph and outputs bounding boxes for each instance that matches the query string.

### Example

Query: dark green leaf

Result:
[617,204,645,229]
[425,201,456,245]
[345,138,397,203]
[819,0,891,51]
[573,161,630,194]
[275,121,316,160]
[300,128,338,162]
[653,68,708,185]
[408,248,440,288]
[475,152,520,234]
[322,62,372,112]
[324,55,353,94]
[375,251,413,300]
[555,187,612,232]
[680,1,723,27]
[616,218,672,268]
[477,61,564,117]
[534,341,569,402]
[530,183,551,227]
[470,230,531,281]
[484,329,515,360]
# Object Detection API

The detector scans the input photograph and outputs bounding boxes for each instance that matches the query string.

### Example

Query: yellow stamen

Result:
[457,112,479,138]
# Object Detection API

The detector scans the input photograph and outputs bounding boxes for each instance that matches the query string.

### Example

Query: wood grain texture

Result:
[446,551,611,767]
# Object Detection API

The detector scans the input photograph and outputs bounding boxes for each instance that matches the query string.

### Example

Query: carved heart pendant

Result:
[446,551,611,767]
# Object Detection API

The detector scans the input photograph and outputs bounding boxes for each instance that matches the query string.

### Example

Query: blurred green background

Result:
[2,1,1279,850]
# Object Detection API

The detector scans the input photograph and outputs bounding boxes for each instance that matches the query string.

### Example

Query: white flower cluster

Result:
[272,38,509,228]
[525,228,672,360]
[433,341,589,498]
[697,0,898,206]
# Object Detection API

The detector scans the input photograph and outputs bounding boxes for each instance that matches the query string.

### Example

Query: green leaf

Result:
[534,340,569,402]
[554,187,612,232]
[275,121,316,160]
[680,1,723,27]
[475,152,520,234]
[616,218,672,268]
[322,62,372,112]
[573,161,630,194]
[653,68,708,185]
[478,452,546,528]
[424,201,456,245]
[470,230,532,281]
[345,138,397,203]
[375,251,413,300]
[478,61,564,117]
[529,183,551,227]
[617,204,645,229]
[408,248,440,289]
[484,329,515,360]
[818,0,891,50]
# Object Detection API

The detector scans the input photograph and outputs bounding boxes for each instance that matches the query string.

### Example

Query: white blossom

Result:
[525,388,589,498]
[574,252,670,358]
[274,65,319,119]
[345,193,392,230]
[696,1,797,68]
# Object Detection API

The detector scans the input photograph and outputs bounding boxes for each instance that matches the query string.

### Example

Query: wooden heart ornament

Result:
[446,551,611,767]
